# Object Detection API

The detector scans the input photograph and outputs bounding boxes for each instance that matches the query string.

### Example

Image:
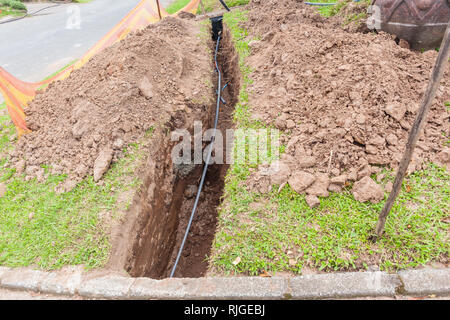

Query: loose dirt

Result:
[11,18,212,188]
[245,0,449,203]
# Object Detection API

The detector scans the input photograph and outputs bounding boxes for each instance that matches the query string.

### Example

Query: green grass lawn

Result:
[305,0,344,17]
[0,102,149,270]
[208,9,449,276]
[306,0,371,19]
[165,0,191,14]
[0,6,25,19]
[165,0,249,15]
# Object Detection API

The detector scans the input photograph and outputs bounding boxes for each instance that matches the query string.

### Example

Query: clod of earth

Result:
[288,171,315,194]
[268,160,291,186]
[305,194,320,208]
[0,183,6,198]
[184,185,198,198]
[93,148,113,182]
[306,173,330,197]
[352,176,384,204]
[138,76,154,99]
[330,174,347,186]
[384,103,407,122]
[433,147,450,170]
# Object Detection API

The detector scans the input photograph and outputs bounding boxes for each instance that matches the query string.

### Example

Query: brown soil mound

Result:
[248,0,370,35]
[10,18,212,186]
[245,0,449,200]
[331,0,372,33]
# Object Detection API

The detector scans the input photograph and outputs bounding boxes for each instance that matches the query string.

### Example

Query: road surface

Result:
[0,0,176,104]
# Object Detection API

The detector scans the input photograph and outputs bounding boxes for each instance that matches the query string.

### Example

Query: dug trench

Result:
[109,23,240,279]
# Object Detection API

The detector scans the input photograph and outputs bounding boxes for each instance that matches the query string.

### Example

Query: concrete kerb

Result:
[288,272,402,299]
[129,277,289,300]
[0,267,448,299]
[398,269,450,296]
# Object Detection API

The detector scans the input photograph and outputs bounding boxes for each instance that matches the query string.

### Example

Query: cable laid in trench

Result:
[169,32,224,278]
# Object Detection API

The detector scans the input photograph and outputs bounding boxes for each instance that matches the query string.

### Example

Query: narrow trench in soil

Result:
[166,24,239,278]
[125,23,240,279]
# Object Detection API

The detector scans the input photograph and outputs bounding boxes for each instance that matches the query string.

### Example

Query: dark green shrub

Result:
[1,0,27,11]
[10,1,26,11]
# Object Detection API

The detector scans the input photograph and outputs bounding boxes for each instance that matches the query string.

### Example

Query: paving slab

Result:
[1,267,449,299]
[0,268,47,292]
[78,274,136,299]
[398,269,450,296]
[289,272,401,299]
[39,266,83,296]
[0,288,72,300]
[129,277,288,300]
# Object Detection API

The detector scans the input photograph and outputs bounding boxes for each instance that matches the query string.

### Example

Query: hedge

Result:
[0,0,27,11]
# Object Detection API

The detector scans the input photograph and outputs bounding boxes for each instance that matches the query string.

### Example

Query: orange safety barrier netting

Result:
[0,0,200,136]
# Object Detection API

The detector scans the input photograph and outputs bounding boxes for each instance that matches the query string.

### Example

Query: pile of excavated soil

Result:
[245,0,449,205]
[248,0,370,36]
[9,17,212,189]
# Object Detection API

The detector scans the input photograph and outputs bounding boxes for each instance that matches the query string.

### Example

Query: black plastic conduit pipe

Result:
[218,0,231,12]
[170,19,224,278]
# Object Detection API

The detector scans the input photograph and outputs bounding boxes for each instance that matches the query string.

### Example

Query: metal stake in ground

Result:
[373,21,450,240]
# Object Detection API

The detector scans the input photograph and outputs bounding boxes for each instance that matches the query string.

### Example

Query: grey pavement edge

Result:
[0,266,448,299]
[0,0,177,104]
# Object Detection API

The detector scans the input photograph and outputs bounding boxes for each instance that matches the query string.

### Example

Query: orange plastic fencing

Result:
[0,0,200,136]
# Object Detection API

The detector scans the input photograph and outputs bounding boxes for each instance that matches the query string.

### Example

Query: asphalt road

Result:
[0,0,146,83]
[0,0,177,103]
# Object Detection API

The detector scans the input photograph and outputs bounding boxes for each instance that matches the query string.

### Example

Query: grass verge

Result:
[165,0,191,14]
[0,5,24,19]
[208,9,449,276]
[0,102,150,270]
[307,0,371,21]
[165,0,249,15]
